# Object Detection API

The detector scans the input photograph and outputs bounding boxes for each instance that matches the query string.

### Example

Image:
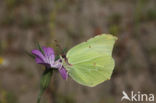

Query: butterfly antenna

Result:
[54,40,65,57]
[54,40,62,50]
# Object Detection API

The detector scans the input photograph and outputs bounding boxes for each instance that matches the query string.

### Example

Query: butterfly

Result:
[60,34,117,87]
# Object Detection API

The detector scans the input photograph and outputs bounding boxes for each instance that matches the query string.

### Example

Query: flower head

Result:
[32,47,68,80]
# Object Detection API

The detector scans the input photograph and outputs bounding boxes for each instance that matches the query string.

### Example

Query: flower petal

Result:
[53,59,62,68]
[59,67,68,80]
[32,49,45,62]
[35,57,44,63]
[42,47,55,64]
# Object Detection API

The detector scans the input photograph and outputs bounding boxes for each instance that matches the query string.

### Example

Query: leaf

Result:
[36,42,45,55]
[37,67,53,103]
[55,55,60,61]
[25,51,36,59]
[62,48,68,54]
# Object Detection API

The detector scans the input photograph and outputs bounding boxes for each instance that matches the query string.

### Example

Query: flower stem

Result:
[37,67,53,103]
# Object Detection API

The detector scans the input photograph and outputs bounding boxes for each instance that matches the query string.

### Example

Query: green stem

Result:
[37,88,45,103]
[37,68,53,103]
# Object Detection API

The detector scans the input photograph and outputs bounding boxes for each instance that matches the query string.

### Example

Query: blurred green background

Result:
[0,0,156,103]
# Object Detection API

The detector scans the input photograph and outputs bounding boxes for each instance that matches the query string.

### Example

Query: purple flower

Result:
[32,47,68,80]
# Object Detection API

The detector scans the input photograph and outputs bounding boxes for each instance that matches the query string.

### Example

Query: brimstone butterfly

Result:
[61,34,117,87]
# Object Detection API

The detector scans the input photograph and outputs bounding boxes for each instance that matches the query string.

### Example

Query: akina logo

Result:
[121,91,154,102]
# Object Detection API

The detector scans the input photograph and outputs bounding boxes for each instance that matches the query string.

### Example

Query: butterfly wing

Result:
[63,34,117,87]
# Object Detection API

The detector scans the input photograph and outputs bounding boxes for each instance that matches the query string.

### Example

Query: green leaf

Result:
[62,48,68,54]
[55,55,60,61]
[25,51,35,59]
[37,68,53,103]
[36,42,45,55]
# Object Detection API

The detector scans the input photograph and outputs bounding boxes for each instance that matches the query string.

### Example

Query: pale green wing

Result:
[63,34,117,87]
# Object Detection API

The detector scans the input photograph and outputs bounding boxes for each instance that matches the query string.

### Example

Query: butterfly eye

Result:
[62,55,66,58]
